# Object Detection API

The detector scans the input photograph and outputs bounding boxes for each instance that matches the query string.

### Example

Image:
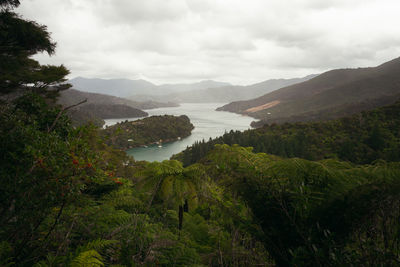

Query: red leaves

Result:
[111,177,123,185]
[71,157,95,170]
[108,171,123,185]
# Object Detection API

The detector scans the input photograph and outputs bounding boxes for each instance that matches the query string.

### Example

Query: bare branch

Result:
[48,98,87,132]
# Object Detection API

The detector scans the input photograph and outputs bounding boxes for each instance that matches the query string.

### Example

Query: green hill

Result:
[218,57,400,125]
[102,115,194,150]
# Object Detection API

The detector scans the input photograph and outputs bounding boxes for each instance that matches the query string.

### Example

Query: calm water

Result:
[104,103,255,162]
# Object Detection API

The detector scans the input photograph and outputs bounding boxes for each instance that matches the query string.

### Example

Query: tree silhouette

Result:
[0,1,70,97]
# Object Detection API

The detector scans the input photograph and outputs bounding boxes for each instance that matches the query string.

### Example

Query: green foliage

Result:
[70,250,104,267]
[0,3,69,96]
[0,94,112,264]
[0,94,270,266]
[201,144,400,266]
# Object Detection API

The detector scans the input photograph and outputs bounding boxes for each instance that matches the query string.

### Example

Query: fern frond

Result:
[70,250,104,267]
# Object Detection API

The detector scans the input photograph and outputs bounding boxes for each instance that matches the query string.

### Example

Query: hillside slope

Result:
[218,57,400,124]
[102,115,194,149]
[58,89,177,110]
[58,89,153,126]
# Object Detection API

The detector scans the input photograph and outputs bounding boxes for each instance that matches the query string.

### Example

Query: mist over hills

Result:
[69,77,230,98]
[156,80,231,93]
[58,89,177,110]
[69,75,318,104]
[132,75,317,103]
[218,57,400,126]
[69,77,154,98]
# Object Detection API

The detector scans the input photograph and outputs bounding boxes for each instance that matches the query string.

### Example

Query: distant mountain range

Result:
[69,77,231,98]
[70,75,317,104]
[218,57,400,126]
[132,75,317,103]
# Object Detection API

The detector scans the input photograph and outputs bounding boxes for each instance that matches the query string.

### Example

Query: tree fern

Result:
[70,250,104,267]
[69,239,118,267]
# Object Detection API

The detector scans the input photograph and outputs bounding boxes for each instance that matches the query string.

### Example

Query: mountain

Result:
[69,103,147,120]
[58,89,177,110]
[157,80,231,93]
[69,77,231,98]
[218,57,400,125]
[58,89,156,126]
[131,75,316,103]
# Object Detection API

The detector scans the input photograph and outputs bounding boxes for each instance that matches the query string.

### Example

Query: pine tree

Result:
[0,0,70,97]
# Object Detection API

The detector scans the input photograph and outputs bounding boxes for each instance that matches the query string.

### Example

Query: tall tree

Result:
[0,0,70,98]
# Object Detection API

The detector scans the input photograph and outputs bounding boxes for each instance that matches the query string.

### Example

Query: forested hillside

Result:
[218,57,400,124]
[176,100,400,166]
[102,115,194,149]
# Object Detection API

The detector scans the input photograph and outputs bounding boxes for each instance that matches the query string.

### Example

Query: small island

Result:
[102,115,194,149]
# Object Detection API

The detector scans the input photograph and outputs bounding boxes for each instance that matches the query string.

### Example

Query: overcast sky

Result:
[18,0,400,85]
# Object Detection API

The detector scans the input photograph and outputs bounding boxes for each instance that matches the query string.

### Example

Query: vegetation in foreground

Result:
[102,115,194,150]
[1,1,400,266]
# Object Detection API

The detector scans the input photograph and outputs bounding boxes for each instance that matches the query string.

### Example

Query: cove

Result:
[104,103,255,162]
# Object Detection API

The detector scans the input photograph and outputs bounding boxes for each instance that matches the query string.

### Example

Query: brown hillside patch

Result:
[245,100,280,113]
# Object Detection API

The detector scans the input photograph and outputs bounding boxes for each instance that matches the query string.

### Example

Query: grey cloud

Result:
[92,0,189,25]
[17,0,400,85]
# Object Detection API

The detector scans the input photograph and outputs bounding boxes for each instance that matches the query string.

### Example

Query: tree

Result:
[0,0,70,97]
[139,160,207,230]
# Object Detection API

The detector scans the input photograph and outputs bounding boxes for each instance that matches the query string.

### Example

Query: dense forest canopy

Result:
[1,1,400,266]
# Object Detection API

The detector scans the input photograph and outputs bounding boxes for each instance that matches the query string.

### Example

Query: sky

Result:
[18,0,400,85]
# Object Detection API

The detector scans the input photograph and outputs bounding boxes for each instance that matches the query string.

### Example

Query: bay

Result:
[104,103,255,162]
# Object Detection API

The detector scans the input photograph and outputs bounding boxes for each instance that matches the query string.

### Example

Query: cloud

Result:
[17,0,400,85]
